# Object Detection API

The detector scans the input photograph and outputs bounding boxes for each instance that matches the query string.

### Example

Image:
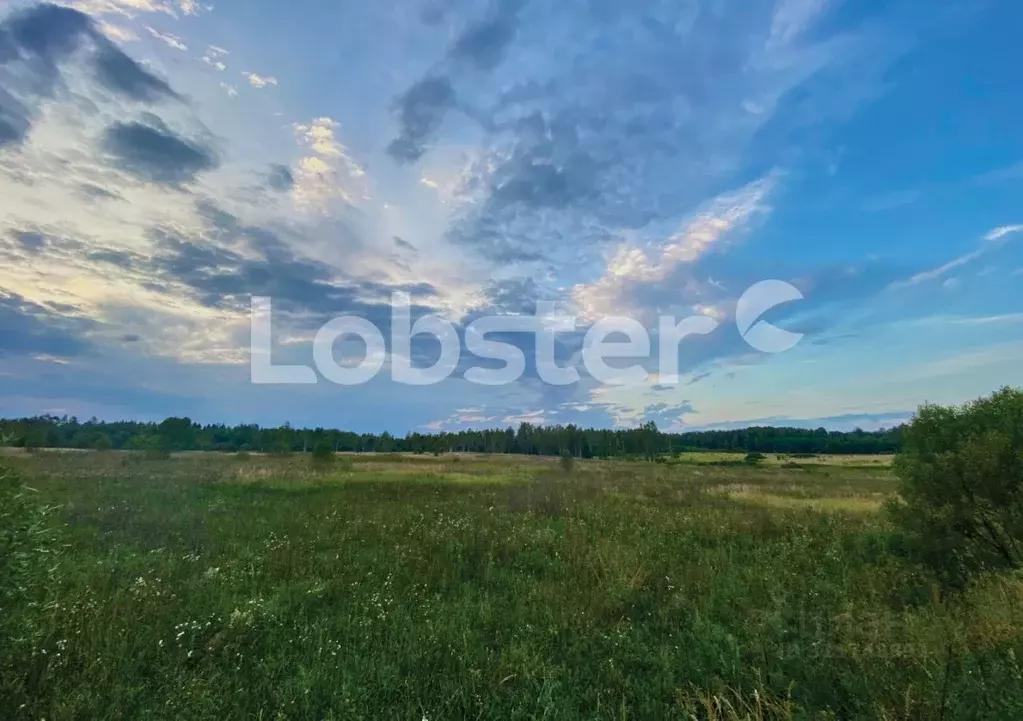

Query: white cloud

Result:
[244,72,278,89]
[145,25,187,51]
[219,82,238,97]
[501,410,546,426]
[293,117,348,158]
[97,22,138,42]
[66,0,204,18]
[200,45,229,71]
[985,224,1023,241]
[768,0,832,52]
[572,175,776,320]
[897,223,1023,287]
[289,118,368,213]
[901,250,985,287]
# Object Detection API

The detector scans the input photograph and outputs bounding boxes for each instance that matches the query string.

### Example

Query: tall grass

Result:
[1,452,1020,719]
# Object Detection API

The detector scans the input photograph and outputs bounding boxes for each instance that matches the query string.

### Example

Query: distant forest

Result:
[0,415,904,457]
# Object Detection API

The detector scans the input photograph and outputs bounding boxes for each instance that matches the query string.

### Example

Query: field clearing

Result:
[2,451,1021,720]
[667,451,895,468]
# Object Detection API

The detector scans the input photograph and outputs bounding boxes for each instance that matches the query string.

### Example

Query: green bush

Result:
[559,451,575,473]
[93,434,112,452]
[311,442,334,465]
[745,452,766,465]
[889,387,1023,589]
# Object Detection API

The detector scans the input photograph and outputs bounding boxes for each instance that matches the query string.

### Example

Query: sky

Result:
[0,0,1021,433]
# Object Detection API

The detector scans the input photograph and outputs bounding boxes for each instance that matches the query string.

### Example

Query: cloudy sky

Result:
[1,0,1021,433]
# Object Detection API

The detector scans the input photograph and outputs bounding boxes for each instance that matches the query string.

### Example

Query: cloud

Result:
[144,25,186,51]
[244,72,277,88]
[387,0,524,164]
[66,0,204,19]
[79,183,123,200]
[86,248,137,268]
[290,117,367,212]
[266,164,294,192]
[573,175,775,320]
[451,0,522,70]
[896,224,1023,288]
[219,82,237,97]
[985,224,1023,242]
[387,76,456,163]
[768,0,833,53]
[393,236,417,253]
[97,22,137,42]
[0,3,179,149]
[8,229,46,254]
[102,120,218,184]
[136,223,440,344]
[393,0,898,283]
[93,41,178,101]
[201,46,227,71]
[0,291,93,358]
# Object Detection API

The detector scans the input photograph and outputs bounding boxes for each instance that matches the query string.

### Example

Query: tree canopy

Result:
[0,415,903,458]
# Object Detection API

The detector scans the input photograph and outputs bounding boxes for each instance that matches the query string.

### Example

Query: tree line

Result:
[0,415,904,458]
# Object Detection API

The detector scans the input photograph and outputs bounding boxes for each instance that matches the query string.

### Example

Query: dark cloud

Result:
[12,230,46,253]
[453,220,547,264]
[0,88,31,146]
[121,333,141,343]
[388,0,523,163]
[641,401,695,427]
[103,121,218,185]
[144,225,438,331]
[86,249,136,269]
[267,164,294,192]
[387,76,456,163]
[5,3,91,60]
[93,43,178,102]
[0,25,16,63]
[393,236,417,252]
[492,149,596,209]
[196,199,238,234]
[408,3,851,268]
[78,183,123,201]
[475,276,550,315]
[451,0,522,70]
[686,371,712,386]
[0,291,92,358]
[0,3,182,149]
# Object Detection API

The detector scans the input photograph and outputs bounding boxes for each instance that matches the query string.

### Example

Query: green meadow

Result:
[2,451,1021,720]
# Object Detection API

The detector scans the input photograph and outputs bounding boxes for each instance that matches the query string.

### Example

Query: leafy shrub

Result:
[93,433,112,452]
[744,452,766,465]
[559,451,575,473]
[889,387,1023,589]
[312,442,334,465]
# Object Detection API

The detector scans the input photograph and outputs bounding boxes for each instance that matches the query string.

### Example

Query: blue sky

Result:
[0,0,1021,433]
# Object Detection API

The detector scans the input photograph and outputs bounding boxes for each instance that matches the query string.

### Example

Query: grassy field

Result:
[2,451,1022,720]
